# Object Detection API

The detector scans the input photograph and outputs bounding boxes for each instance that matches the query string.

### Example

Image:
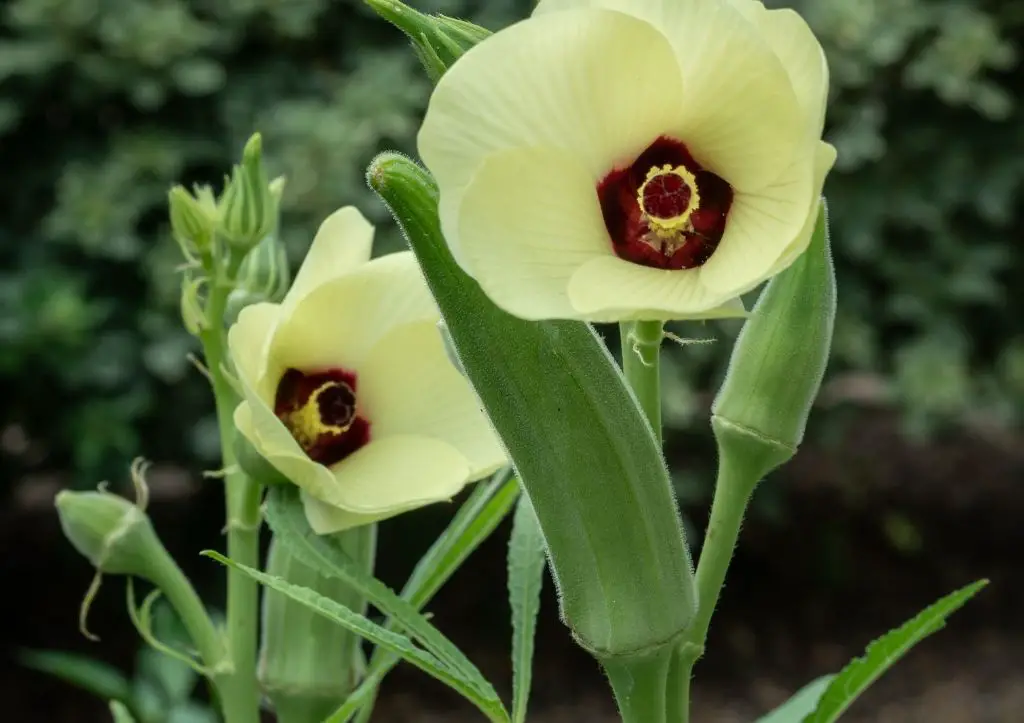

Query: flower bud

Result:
[240,233,290,299]
[168,185,217,259]
[364,0,490,83]
[259,532,372,721]
[180,273,208,336]
[55,490,162,578]
[711,202,836,476]
[220,133,278,252]
[223,231,290,326]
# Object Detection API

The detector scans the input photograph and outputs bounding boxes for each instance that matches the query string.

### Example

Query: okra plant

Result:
[54,1,987,722]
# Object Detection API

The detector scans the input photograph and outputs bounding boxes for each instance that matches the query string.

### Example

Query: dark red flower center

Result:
[597,137,734,270]
[274,368,370,467]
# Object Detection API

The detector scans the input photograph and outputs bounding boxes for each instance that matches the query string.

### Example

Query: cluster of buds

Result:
[168,134,290,332]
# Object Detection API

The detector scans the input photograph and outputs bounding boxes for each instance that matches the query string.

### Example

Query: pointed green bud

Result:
[711,202,836,479]
[168,185,216,258]
[220,133,278,252]
[56,490,161,578]
[259,532,372,721]
[368,153,695,660]
[364,0,490,83]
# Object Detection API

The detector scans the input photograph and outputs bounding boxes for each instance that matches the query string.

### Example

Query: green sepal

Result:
[367,153,695,657]
[364,0,490,83]
[712,201,836,478]
[168,185,217,259]
[233,433,291,487]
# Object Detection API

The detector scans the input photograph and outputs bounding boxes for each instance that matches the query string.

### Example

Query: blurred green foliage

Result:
[0,0,1020,489]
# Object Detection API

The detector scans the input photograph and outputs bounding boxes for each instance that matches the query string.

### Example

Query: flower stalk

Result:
[602,646,673,723]
[674,203,836,711]
[620,320,665,446]
[55,487,227,695]
[199,247,263,723]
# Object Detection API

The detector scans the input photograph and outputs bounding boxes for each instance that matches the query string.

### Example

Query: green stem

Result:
[200,254,263,723]
[617,319,676,723]
[619,321,664,445]
[601,647,673,723]
[148,532,226,675]
[665,646,693,723]
[673,444,762,718]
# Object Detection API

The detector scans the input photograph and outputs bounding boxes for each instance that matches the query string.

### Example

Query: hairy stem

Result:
[619,321,664,445]
[199,254,263,723]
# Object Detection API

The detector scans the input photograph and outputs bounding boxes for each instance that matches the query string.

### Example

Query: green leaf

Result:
[507,495,547,723]
[328,471,520,723]
[21,649,132,705]
[401,469,519,609]
[109,701,137,723]
[202,550,509,723]
[803,579,988,723]
[755,676,834,723]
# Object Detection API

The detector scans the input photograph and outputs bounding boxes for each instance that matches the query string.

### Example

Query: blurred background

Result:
[1,0,1021,721]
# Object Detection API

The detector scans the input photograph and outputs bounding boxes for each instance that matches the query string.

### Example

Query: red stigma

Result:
[642,171,692,220]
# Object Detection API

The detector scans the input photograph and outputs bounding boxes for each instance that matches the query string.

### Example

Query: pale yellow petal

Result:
[762,142,838,277]
[457,146,610,320]
[753,8,829,143]
[700,149,817,295]
[281,206,375,312]
[269,251,438,375]
[233,400,256,444]
[419,8,685,257]
[566,256,745,322]
[358,321,507,479]
[535,0,802,192]
[301,493,384,534]
[233,395,343,505]
[301,491,436,534]
[227,302,280,402]
[719,0,764,21]
[327,436,470,513]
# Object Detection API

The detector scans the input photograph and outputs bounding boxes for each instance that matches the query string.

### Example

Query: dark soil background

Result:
[3,411,1022,723]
